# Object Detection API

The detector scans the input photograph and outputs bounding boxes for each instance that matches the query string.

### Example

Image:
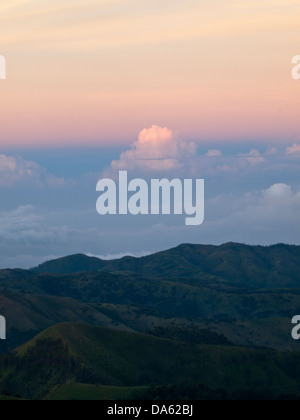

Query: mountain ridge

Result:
[1,242,300,354]
[31,242,300,289]
[33,242,298,274]
[1,244,300,399]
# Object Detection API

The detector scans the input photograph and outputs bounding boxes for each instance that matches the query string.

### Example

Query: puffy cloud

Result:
[111,125,197,172]
[286,143,300,157]
[202,183,300,243]
[263,183,293,203]
[0,154,40,187]
[195,148,269,178]
[106,126,290,181]
[239,149,265,166]
[0,154,71,188]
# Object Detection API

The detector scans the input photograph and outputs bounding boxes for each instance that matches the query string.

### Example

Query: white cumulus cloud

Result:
[111,125,197,172]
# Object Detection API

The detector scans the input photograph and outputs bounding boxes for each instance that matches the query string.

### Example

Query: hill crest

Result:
[31,243,300,289]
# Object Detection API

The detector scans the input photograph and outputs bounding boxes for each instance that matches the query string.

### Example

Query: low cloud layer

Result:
[1,182,300,269]
[1,134,300,268]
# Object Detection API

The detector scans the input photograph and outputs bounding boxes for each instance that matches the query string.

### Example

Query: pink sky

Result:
[0,0,300,147]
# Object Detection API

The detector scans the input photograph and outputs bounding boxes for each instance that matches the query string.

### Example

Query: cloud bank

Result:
[1,182,300,269]
[1,135,300,268]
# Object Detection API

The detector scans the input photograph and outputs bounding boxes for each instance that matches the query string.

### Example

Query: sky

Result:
[1,0,300,145]
[0,0,300,268]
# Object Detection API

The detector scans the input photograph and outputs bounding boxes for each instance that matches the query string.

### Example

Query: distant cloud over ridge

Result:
[110,125,197,172]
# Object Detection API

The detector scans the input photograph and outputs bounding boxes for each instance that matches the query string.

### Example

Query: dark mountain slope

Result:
[1,248,300,352]
[32,243,300,289]
[0,291,135,352]
[32,254,105,275]
[0,243,299,353]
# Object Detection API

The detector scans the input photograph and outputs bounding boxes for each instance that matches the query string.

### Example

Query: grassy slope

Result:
[0,292,135,352]
[1,277,300,351]
[46,384,147,401]
[1,323,300,400]
[1,243,300,354]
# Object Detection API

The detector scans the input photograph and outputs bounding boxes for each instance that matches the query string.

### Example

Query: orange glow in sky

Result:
[0,0,300,147]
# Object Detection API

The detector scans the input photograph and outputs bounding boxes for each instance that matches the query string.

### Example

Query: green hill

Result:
[32,243,300,289]
[46,383,147,401]
[1,323,300,400]
[32,254,105,275]
[0,276,298,352]
[1,243,300,352]
[1,243,299,400]
[0,291,136,352]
